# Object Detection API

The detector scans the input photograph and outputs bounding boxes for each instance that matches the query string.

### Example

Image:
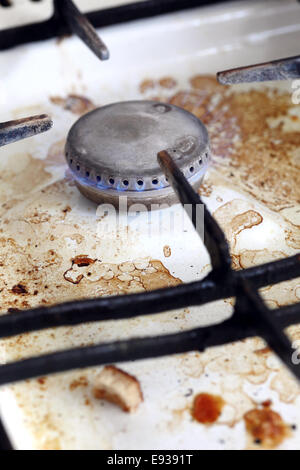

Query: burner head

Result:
[65,100,210,206]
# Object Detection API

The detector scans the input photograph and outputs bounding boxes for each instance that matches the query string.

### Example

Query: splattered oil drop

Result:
[243,407,290,448]
[72,255,95,267]
[192,393,225,424]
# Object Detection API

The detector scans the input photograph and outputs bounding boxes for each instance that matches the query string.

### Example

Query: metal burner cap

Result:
[65,100,210,206]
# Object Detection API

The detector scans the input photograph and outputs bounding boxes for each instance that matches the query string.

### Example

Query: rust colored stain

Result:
[163,245,171,258]
[69,376,88,391]
[244,408,290,448]
[213,202,263,248]
[72,255,95,267]
[62,206,72,214]
[50,94,96,115]
[46,139,66,165]
[139,76,177,94]
[189,74,225,93]
[139,79,156,94]
[0,73,299,448]
[255,347,271,356]
[168,75,300,214]
[192,393,225,424]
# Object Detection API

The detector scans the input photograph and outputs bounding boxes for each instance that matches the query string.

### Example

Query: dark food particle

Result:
[12,284,28,295]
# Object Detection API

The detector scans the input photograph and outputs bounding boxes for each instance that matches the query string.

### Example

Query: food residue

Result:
[72,255,95,267]
[11,284,28,295]
[243,407,290,448]
[139,79,156,94]
[93,365,143,413]
[192,393,225,424]
[50,94,96,115]
[158,77,177,89]
[69,376,89,391]
[63,257,181,291]
[0,71,299,449]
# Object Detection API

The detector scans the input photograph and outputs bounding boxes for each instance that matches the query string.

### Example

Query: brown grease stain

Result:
[262,400,272,408]
[63,257,181,293]
[198,182,213,197]
[140,77,177,94]
[169,75,300,216]
[139,79,156,94]
[37,377,47,385]
[11,284,28,295]
[159,77,177,89]
[50,95,96,115]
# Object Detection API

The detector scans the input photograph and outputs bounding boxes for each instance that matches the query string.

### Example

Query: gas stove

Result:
[0,0,300,451]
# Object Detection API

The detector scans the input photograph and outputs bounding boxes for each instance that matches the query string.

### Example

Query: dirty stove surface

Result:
[0,0,300,450]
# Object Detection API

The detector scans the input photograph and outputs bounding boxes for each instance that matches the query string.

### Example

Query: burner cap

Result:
[65,100,210,206]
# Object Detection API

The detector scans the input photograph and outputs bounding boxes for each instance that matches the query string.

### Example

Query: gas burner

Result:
[65,100,210,206]
[0,114,52,147]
